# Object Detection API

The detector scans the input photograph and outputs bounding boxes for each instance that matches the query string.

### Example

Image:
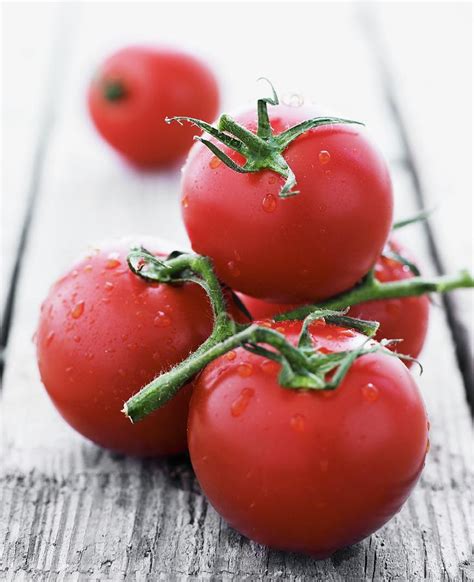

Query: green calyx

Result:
[102,78,127,102]
[165,79,363,198]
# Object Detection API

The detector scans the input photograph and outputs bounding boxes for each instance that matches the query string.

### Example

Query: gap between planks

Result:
[0,5,75,379]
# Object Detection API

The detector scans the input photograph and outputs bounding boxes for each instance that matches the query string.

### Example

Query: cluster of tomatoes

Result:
[36,46,469,558]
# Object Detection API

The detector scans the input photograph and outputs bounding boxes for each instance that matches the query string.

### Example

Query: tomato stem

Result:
[123,314,381,423]
[165,81,362,197]
[275,270,474,321]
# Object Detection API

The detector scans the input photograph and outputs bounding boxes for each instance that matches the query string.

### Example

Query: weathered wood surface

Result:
[1,3,472,580]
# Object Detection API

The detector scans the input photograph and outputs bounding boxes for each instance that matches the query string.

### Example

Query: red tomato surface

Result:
[88,46,219,166]
[239,240,430,361]
[188,319,428,556]
[36,239,229,456]
[181,104,393,302]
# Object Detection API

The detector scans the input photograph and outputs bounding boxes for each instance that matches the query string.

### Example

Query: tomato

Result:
[88,46,219,166]
[36,238,227,456]
[181,104,393,302]
[188,319,428,557]
[238,240,430,361]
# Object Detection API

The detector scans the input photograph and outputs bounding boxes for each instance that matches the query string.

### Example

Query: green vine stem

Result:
[165,80,363,198]
[123,248,473,424]
[124,315,381,423]
[275,270,474,321]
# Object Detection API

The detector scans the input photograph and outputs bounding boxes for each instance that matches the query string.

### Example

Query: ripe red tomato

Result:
[181,105,393,302]
[36,239,224,456]
[239,240,430,361]
[88,46,219,166]
[188,319,428,557]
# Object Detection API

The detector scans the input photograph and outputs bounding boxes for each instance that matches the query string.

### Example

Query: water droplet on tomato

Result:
[182,195,189,208]
[324,169,331,176]
[84,264,93,272]
[209,156,221,169]
[71,300,85,319]
[283,92,304,107]
[71,270,79,279]
[290,414,305,432]
[227,261,241,277]
[65,366,73,374]
[261,360,279,375]
[104,281,114,291]
[268,175,277,185]
[226,351,236,361]
[318,150,331,165]
[46,331,55,346]
[237,363,253,377]
[153,311,171,328]
[85,352,94,360]
[152,352,161,362]
[73,335,81,343]
[105,253,121,269]
[361,382,379,402]
[231,387,254,417]
[262,193,277,213]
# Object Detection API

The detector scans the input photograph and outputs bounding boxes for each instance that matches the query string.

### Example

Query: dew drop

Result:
[84,264,93,273]
[71,300,85,319]
[226,351,236,361]
[65,366,73,374]
[262,193,277,213]
[268,175,277,185]
[318,150,331,165]
[290,414,305,432]
[104,281,114,291]
[237,363,253,377]
[73,335,81,343]
[261,360,279,375]
[361,382,379,402]
[153,311,172,328]
[182,195,189,208]
[46,331,55,346]
[209,156,221,169]
[227,261,241,277]
[230,387,254,417]
[105,252,121,269]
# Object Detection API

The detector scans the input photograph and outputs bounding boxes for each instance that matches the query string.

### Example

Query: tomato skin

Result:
[239,240,430,361]
[36,239,221,457]
[188,320,428,557]
[88,46,219,166]
[181,105,393,302]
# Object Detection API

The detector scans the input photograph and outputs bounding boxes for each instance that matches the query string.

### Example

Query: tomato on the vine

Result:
[36,238,239,457]
[188,319,428,556]
[239,239,430,361]
[88,46,219,166]
[180,102,393,302]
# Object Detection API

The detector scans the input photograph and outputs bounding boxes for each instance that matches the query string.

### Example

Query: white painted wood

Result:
[1,3,60,313]
[0,3,471,579]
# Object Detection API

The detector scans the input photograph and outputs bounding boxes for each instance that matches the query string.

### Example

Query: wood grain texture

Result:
[1,3,472,580]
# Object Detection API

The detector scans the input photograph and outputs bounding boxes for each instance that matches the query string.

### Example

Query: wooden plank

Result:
[367,2,473,401]
[1,4,61,335]
[0,3,472,579]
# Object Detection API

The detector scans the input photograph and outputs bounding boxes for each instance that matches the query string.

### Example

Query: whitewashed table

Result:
[1,3,472,580]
